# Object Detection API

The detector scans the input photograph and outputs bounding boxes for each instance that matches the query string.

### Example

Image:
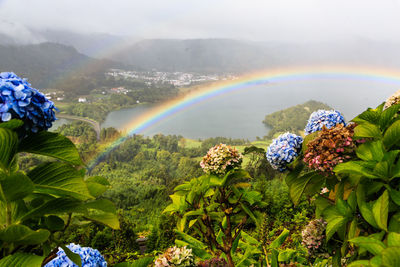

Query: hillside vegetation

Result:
[263,100,333,138]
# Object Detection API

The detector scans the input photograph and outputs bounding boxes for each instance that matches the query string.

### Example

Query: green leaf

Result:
[0,172,33,202]
[269,228,289,249]
[334,161,377,179]
[372,190,389,231]
[114,257,154,267]
[84,212,120,229]
[387,232,400,247]
[356,141,385,162]
[287,172,321,205]
[221,169,251,187]
[0,128,18,170]
[18,198,81,222]
[45,215,65,231]
[383,120,400,149]
[388,188,400,206]
[61,244,82,267]
[28,162,92,201]
[357,185,378,228]
[0,224,50,245]
[0,119,24,130]
[389,213,400,233]
[0,253,44,267]
[353,108,381,125]
[18,131,83,166]
[80,199,117,214]
[347,260,375,267]
[354,123,382,139]
[174,230,207,249]
[381,247,400,267]
[326,216,347,241]
[349,236,387,255]
[380,104,400,130]
[85,176,110,197]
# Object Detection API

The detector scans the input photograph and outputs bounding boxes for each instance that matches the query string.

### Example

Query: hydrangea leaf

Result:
[287,172,320,205]
[380,103,400,130]
[354,123,382,139]
[356,141,385,162]
[27,162,92,201]
[372,190,389,231]
[0,172,34,202]
[18,132,83,166]
[60,245,82,267]
[383,120,400,149]
[348,236,387,256]
[0,253,44,267]
[0,128,18,170]
[381,247,400,267]
[0,224,50,245]
[0,119,24,130]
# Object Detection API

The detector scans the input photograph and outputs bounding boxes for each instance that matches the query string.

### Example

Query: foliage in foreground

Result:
[280,98,400,266]
[0,72,119,266]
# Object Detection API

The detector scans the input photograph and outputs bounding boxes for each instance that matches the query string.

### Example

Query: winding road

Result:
[57,113,101,141]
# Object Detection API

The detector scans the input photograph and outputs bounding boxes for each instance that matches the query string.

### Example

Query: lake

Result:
[97,79,397,140]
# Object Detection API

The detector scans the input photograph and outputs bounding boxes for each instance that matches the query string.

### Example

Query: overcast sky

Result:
[1,0,400,43]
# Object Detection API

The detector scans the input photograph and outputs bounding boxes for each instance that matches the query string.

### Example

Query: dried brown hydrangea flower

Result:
[303,123,357,174]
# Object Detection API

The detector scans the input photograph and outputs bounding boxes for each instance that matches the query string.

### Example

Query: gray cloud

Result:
[1,0,400,42]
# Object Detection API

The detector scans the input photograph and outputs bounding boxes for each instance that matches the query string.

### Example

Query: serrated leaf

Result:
[18,131,83,166]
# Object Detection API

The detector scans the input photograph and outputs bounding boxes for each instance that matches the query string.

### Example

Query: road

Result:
[57,113,101,141]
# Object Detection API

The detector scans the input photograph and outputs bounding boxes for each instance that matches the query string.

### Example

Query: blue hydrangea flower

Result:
[266,132,303,172]
[0,72,57,132]
[304,110,346,135]
[44,243,107,267]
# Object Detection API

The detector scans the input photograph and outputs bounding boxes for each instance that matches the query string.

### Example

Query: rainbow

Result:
[87,65,400,169]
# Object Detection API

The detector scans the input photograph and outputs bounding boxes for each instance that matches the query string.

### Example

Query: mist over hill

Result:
[0,42,122,89]
[107,38,400,72]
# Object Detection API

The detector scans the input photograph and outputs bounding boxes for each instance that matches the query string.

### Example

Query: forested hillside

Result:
[263,100,333,138]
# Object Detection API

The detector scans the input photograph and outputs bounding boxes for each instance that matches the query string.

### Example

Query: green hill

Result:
[263,100,333,138]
